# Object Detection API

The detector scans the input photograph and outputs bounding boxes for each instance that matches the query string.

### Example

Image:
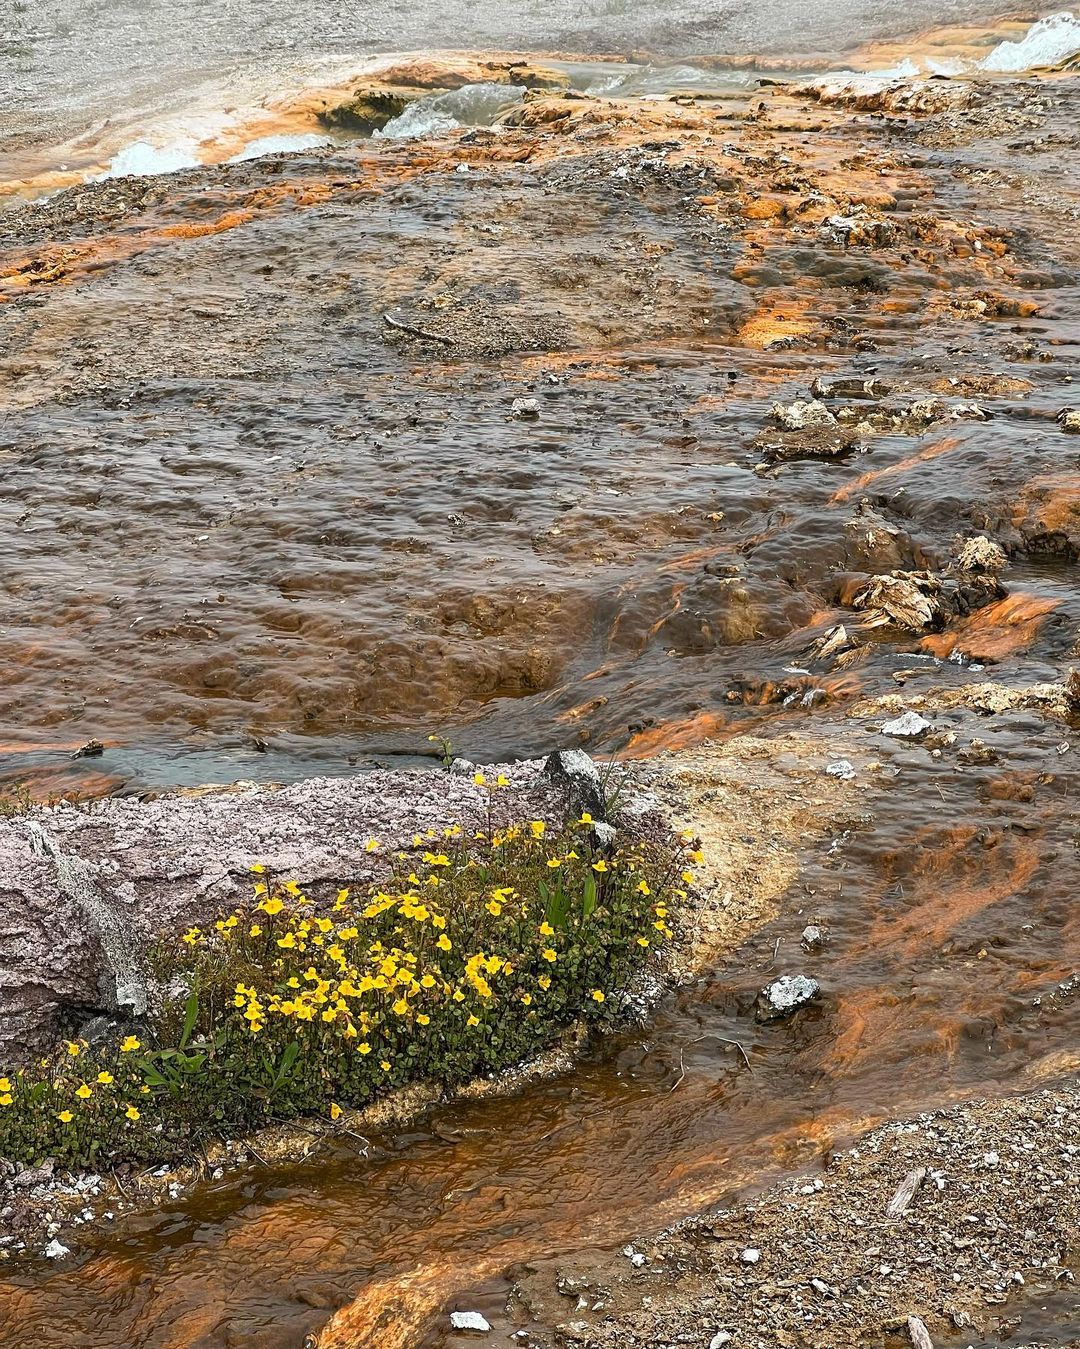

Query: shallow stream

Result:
[0,7,1079,1346]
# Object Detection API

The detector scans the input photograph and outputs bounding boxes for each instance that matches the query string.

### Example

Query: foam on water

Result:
[980,9,1080,71]
[375,82,526,140]
[101,138,202,178]
[226,131,335,162]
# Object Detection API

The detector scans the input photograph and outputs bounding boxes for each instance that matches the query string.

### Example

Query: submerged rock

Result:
[757,974,820,1021]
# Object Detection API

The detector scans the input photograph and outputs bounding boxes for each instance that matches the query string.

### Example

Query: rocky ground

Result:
[511,1082,1079,1349]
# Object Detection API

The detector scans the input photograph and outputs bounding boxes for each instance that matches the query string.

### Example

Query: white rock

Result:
[740,1247,761,1264]
[758,974,820,1021]
[510,396,540,419]
[43,1239,70,1260]
[449,1311,491,1333]
[710,1335,733,1348]
[881,711,932,739]
[770,398,836,432]
[825,759,856,780]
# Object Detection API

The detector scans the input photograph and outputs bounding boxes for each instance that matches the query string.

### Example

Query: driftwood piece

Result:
[907,1314,934,1349]
[381,311,453,345]
[887,1166,927,1218]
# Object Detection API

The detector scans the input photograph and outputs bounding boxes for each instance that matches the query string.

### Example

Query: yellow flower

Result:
[64,1040,82,1057]
[521,993,532,1006]
[467,1014,480,1027]
[284,880,302,897]
[452,989,465,1003]
[261,897,284,916]
[496,774,510,787]
[681,870,694,885]
[393,998,409,1016]
[380,1060,391,1072]
[125,1105,141,1122]
[358,1042,372,1055]
[546,857,562,869]
[539,922,554,937]
[250,863,266,874]
[486,900,502,916]
[417,1014,430,1026]
[541,948,557,963]
[538,974,551,991]
[330,1102,343,1121]
[58,1110,74,1124]
[592,860,609,873]
[578,812,594,825]
[0,1077,10,1093]
[591,989,605,1003]
[249,923,263,937]
[473,772,486,786]
[636,880,651,896]
[0,1094,12,1108]
[75,1083,92,1100]
[365,839,380,853]
[437,934,452,952]
[530,820,546,839]
[688,850,704,864]
[420,973,436,989]
[276,933,297,949]
[637,936,650,948]
[96,1071,114,1085]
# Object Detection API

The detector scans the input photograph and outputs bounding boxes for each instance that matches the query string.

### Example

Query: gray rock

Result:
[542,749,606,819]
[825,759,856,780]
[510,396,540,419]
[0,764,563,1063]
[757,974,820,1021]
[449,757,477,776]
[880,711,932,739]
[769,398,836,432]
[1057,408,1080,433]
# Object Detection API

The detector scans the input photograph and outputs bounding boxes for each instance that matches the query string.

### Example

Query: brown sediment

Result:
[921,592,1060,662]
[829,434,963,505]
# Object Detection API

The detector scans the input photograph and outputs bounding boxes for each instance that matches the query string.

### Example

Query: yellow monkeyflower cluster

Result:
[0,810,697,1172]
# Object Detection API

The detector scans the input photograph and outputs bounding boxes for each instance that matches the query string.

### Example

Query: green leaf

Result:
[179,991,200,1050]
[582,874,597,920]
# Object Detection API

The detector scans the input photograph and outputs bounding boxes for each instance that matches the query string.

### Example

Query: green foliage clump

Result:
[0,800,695,1170]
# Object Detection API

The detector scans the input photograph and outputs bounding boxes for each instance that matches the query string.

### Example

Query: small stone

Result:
[825,759,855,780]
[449,1310,491,1333]
[710,1335,733,1348]
[740,1247,761,1264]
[757,974,820,1021]
[1057,408,1080,433]
[881,711,932,740]
[43,1238,70,1260]
[801,925,825,951]
[511,396,540,419]
[810,1277,830,1294]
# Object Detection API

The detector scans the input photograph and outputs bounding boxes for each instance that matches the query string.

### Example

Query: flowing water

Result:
[0,4,1079,1345]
